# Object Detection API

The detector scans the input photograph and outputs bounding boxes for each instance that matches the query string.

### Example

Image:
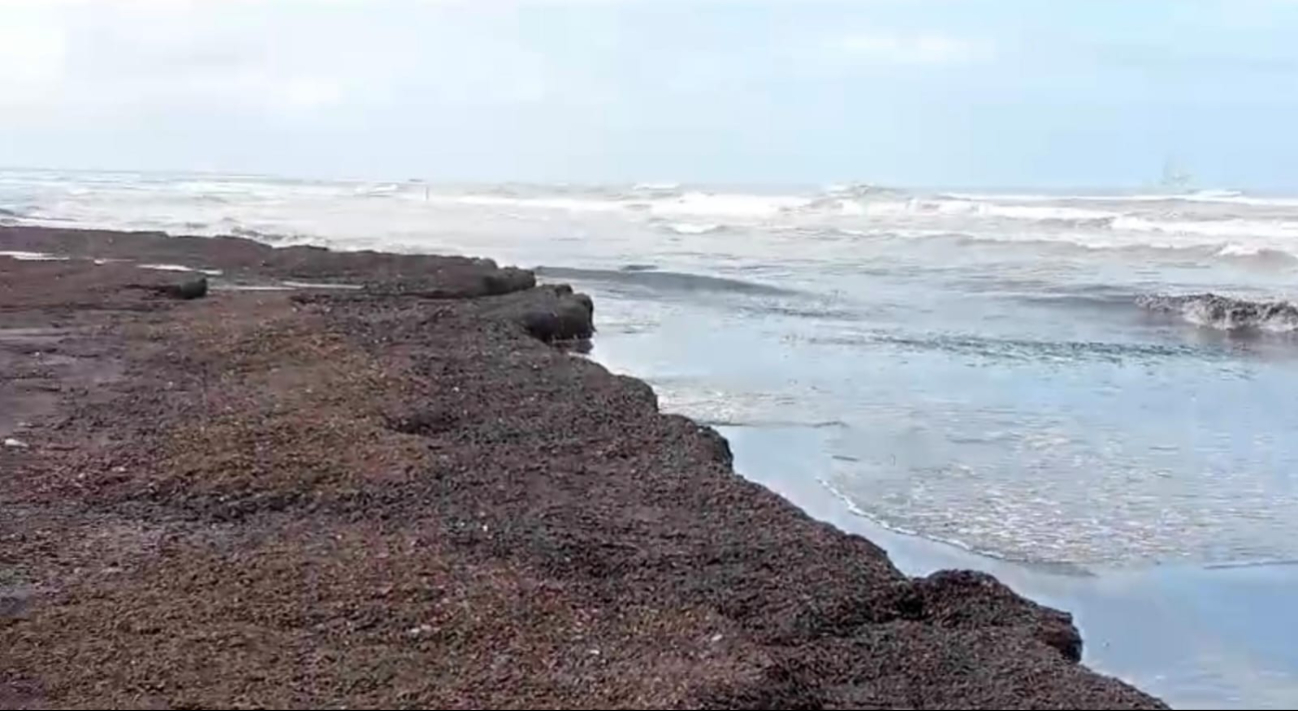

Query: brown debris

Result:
[0,226,1166,709]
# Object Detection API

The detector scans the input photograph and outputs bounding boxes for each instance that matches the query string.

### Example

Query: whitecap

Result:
[0,251,67,261]
[667,222,724,235]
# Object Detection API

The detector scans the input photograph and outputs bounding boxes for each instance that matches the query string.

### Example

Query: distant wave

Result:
[1005,288,1142,312]
[438,190,811,220]
[535,266,796,296]
[810,329,1210,363]
[882,225,1298,263]
[12,170,1298,269]
[229,226,298,244]
[1137,293,1298,332]
[1213,245,1298,264]
[632,181,681,191]
[885,332,1207,362]
[354,183,401,196]
[834,196,1298,246]
[1112,215,1298,241]
[824,182,897,198]
[937,189,1298,206]
[699,418,848,430]
[1203,558,1298,570]
[1037,216,1118,229]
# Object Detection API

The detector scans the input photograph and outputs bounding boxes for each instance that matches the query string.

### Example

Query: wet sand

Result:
[0,226,1164,709]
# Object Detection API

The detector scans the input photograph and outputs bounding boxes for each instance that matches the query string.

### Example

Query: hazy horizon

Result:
[4,164,1286,197]
[3,0,1298,190]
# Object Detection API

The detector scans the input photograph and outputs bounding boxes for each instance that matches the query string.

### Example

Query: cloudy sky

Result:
[2,0,1297,188]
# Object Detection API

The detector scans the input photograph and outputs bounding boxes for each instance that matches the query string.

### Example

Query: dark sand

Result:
[0,226,1165,709]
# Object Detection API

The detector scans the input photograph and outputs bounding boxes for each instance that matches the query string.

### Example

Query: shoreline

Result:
[1,225,1164,708]
[711,423,1298,710]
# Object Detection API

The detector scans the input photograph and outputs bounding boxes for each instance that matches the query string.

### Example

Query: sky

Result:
[1,0,1297,189]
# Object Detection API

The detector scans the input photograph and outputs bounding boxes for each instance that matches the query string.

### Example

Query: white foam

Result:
[946,190,1298,210]
[438,190,812,221]
[138,263,224,276]
[982,203,1116,222]
[215,284,293,292]
[844,197,1115,223]
[633,181,681,191]
[1181,303,1298,333]
[1111,216,1298,240]
[0,250,66,261]
[649,192,813,219]
[667,222,724,235]
[441,194,626,213]
[354,183,401,196]
[837,200,868,216]
[280,280,364,290]
[941,190,1265,204]
[1216,243,1265,257]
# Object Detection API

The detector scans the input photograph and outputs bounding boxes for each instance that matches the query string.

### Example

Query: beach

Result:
[0,225,1164,708]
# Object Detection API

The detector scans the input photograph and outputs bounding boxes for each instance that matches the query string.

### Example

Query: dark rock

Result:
[520,293,596,343]
[167,277,209,300]
[482,267,536,296]
[570,292,594,316]
[133,276,209,300]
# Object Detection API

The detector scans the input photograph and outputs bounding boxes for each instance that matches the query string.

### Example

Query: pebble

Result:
[3,438,29,449]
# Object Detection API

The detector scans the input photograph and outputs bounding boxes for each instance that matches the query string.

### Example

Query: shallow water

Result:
[718,423,1298,710]
[6,170,1298,705]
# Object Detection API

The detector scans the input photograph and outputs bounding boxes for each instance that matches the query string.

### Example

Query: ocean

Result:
[3,169,1298,706]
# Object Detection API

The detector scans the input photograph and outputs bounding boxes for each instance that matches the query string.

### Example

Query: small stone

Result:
[3,438,29,449]
[710,633,723,644]
[407,624,434,637]
[166,277,209,300]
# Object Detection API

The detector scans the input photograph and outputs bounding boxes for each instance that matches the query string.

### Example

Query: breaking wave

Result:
[1137,293,1298,332]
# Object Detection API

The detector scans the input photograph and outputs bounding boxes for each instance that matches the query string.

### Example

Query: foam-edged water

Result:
[0,251,67,261]
[535,266,796,296]
[138,263,224,276]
